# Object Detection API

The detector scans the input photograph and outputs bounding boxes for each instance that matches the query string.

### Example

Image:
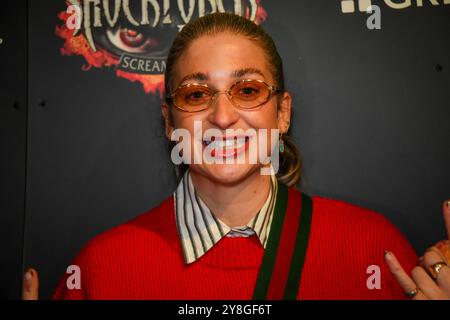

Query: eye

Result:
[240,86,259,95]
[187,91,206,100]
[235,84,261,100]
[106,27,158,53]
[120,29,146,47]
[179,87,211,105]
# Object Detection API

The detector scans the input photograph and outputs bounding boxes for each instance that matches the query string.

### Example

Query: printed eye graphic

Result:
[120,29,145,47]
[106,27,159,53]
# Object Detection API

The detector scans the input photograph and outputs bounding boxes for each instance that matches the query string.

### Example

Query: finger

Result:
[384,250,427,300]
[411,266,445,299]
[422,249,450,297]
[435,240,450,264]
[424,246,447,266]
[22,268,39,300]
[434,265,450,298]
[418,256,424,266]
[443,199,450,240]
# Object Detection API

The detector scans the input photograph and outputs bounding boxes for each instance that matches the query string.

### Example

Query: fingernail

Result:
[446,200,450,209]
[24,271,32,281]
[23,271,32,291]
[384,250,390,257]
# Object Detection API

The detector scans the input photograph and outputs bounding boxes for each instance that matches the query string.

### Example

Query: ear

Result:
[277,91,292,134]
[161,102,174,140]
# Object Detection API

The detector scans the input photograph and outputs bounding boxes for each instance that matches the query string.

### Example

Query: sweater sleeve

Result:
[51,223,140,300]
[342,201,419,300]
[304,195,420,300]
[51,229,115,300]
[51,246,90,300]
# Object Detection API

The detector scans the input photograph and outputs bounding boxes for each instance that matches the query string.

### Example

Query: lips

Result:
[202,136,250,158]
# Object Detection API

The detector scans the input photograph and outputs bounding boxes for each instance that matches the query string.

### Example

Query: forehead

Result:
[172,33,273,86]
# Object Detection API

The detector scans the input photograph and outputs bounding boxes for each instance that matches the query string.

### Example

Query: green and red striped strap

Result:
[253,184,313,300]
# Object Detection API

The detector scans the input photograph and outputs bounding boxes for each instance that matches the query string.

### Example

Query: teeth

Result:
[203,137,247,149]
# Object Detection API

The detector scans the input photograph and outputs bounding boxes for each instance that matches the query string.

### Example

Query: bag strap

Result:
[253,184,313,300]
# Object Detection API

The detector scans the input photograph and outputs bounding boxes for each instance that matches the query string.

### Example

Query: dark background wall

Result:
[0,0,28,300]
[1,0,449,299]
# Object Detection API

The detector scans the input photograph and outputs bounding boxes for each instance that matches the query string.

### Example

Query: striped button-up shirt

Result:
[174,170,278,264]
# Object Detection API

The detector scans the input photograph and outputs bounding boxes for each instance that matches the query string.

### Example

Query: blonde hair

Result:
[164,12,302,187]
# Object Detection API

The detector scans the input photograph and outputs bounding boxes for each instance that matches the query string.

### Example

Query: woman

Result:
[24,12,450,300]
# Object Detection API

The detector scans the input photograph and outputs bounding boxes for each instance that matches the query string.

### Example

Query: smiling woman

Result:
[22,12,450,300]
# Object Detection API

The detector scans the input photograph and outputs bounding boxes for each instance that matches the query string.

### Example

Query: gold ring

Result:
[404,287,419,298]
[428,261,448,280]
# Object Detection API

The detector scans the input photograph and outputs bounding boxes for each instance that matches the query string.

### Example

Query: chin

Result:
[190,163,261,186]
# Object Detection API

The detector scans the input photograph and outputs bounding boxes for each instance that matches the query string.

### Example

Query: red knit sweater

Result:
[52,189,418,300]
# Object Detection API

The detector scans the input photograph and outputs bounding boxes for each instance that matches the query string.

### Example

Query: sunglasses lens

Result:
[172,80,274,112]
[174,85,212,111]
[230,80,270,109]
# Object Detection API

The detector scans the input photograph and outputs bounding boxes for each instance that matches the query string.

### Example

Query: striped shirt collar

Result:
[174,170,278,264]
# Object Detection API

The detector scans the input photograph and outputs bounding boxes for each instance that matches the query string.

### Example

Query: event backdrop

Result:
[0,0,449,299]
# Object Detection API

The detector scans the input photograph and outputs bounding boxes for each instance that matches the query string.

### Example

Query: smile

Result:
[202,136,251,158]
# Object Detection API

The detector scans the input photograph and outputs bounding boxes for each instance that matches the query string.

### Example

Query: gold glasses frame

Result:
[166,79,281,113]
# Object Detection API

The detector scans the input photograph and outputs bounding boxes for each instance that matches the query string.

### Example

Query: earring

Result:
[279,134,285,153]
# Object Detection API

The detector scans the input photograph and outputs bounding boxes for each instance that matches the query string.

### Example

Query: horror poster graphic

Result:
[56,0,268,96]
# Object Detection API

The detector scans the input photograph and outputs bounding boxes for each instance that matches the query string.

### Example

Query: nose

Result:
[207,92,240,130]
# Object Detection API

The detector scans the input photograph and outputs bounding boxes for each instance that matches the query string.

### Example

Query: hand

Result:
[384,200,450,300]
[22,267,39,300]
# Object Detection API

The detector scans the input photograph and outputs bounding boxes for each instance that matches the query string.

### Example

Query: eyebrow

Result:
[232,67,265,79]
[177,67,266,87]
